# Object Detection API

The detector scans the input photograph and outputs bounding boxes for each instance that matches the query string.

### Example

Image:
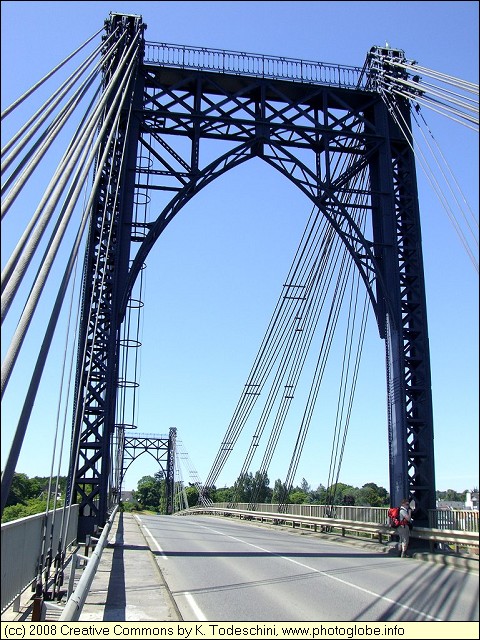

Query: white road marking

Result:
[134,515,168,559]
[197,522,443,621]
[185,592,208,621]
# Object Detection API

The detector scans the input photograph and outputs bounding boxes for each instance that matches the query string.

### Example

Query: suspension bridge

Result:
[1,11,478,623]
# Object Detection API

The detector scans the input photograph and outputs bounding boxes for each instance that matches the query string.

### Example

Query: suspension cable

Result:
[1,33,134,307]
[1,31,141,334]
[1,26,105,120]
[380,89,478,273]
[0,57,140,397]
[1,32,123,203]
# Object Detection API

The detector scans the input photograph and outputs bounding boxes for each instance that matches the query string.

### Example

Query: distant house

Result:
[436,490,478,511]
[121,491,135,502]
[465,490,479,510]
[436,500,465,510]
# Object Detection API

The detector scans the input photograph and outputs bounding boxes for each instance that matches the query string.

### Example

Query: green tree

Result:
[213,487,234,503]
[438,489,466,503]
[300,478,311,494]
[272,479,289,504]
[326,482,357,505]
[252,471,271,503]
[356,483,389,507]
[288,489,309,504]
[2,498,49,523]
[309,484,327,504]
[233,472,254,502]
[135,475,163,511]
[5,473,30,506]
[186,485,200,506]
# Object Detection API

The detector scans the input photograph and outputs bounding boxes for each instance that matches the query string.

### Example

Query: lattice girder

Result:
[71,21,435,535]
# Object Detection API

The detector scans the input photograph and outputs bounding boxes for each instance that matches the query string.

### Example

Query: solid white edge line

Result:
[134,515,168,560]
[185,592,208,621]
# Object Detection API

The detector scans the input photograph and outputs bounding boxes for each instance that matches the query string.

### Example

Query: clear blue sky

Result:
[1,1,478,496]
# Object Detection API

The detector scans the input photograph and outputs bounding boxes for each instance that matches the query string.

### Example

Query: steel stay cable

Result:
[325,250,369,500]
[49,216,87,598]
[1,70,103,218]
[386,58,479,94]
[206,207,341,487]
[279,244,354,508]
[375,74,479,129]
[381,90,478,272]
[38,223,86,600]
[174,450,188,511]
[248,161,370,500]
[381,73,479,115]
[324,183,369,500]
[387,86,479,128]
[236,218,334,476]
[249,226,344,504]
[1,33,124,208]
[282,241,355,491]
[1,26,105,120]
[0,91,128,514]
[1,121,98,396]
[330,292,370,503]
[380,88,477,268]
[411,108,478,249]
[1,57,139,397]
[209,127,372,490]
[177,440,209,505]
[416,78,479,108]
[366,51,479,94]
[1,37,128,284]
[252,235,351,507]
[415,108,478,235]
[376,74,479,130]
[279,170,370,499]
[1,34,112,167]
[238,220,338,499]
[207,150,362,484]
[204,208,328,487]
[325,243,365,502]
[1,33,140,320]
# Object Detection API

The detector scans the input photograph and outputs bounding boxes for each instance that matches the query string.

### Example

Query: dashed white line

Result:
[197,522,443,622]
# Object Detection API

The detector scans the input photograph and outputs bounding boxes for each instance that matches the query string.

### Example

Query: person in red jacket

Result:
[398,498,413,557]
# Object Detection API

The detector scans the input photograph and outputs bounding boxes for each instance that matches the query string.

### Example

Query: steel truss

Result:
[72,14,435,537]
[120,429,177,512]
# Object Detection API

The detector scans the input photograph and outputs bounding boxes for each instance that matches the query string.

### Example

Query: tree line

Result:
[1,471,474,522]
[122,470,474,514]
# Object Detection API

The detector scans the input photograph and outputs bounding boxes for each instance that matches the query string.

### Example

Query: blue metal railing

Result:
[144,42,368,90]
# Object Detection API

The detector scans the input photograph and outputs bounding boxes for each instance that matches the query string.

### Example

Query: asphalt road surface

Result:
[134,514,479,622]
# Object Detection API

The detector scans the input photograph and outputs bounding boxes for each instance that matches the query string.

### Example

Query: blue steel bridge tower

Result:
[70,13,434,538]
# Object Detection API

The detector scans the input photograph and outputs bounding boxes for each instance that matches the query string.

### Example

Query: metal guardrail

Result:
[183,506,480,553]
[59,504,119,621]
[208,502,479,531]
[1,505,79,614]
[144,42,367,90]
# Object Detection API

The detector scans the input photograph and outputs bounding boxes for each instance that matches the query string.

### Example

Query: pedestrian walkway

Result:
[79,512,181,622]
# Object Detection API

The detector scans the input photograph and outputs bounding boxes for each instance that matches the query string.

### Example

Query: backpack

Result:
[387,506,405,528]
